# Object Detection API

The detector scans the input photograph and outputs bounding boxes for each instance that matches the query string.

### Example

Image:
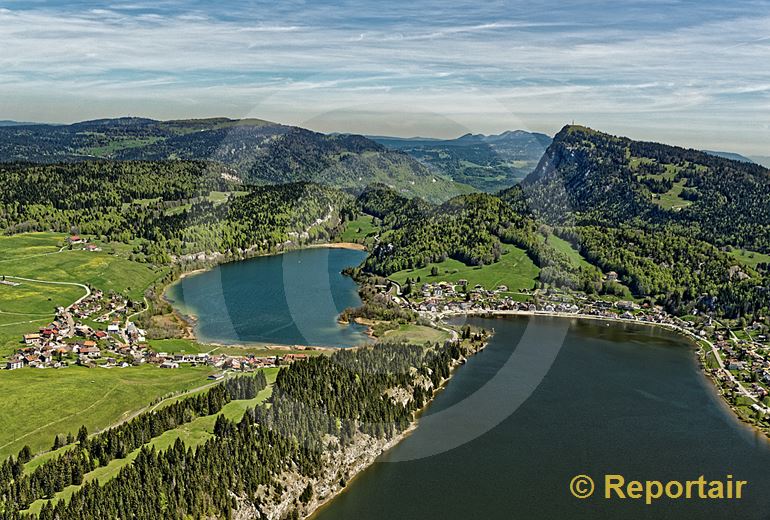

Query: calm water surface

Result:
[166,248,370,347]
[313,316,770,520]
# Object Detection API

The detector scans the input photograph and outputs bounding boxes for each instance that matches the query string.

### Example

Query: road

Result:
[1,275,90,306]
[0,275,90,333]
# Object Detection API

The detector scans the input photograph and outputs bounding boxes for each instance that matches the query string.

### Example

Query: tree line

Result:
[1,342,470,520]
[0,373,266,516]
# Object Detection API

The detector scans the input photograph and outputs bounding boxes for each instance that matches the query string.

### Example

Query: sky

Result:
[1,0,769,155]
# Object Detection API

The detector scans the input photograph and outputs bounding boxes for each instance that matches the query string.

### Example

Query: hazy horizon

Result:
[1,1,769,155]
[2,114,769,159]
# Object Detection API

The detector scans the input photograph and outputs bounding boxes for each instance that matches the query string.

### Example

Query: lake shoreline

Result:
[302,335,488,520]
[437,309,770,443]
[306,309,770,520]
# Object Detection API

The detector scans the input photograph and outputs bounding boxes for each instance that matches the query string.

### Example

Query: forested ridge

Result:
[2,138,768,318]
[0,160,355,263]
[356,180,768,318]
[370,130,552,192]
[0,342,473,520]
[0,118,469,203]
[359,185,602,292]
[504,125,770,252]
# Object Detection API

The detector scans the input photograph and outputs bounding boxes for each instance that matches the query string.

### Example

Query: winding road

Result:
[1,275,91,305]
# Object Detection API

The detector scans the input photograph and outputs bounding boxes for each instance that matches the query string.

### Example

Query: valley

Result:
[1,121,769,520]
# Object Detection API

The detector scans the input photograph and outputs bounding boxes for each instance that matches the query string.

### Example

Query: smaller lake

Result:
[166,247,371,347]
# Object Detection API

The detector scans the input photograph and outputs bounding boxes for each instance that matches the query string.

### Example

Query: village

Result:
[4,280,309,373]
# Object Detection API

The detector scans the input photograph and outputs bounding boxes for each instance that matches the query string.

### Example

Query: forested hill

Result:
[0,160,355,263]
[502,125,770,252]
[0,118,471,203]
[358,185,603,293]
[358,184,768,319]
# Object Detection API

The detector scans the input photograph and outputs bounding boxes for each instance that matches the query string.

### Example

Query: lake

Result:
[313,316,770,519]
[166,247,371,347]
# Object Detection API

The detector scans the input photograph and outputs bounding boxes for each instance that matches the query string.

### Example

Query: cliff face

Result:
[511,125,653,225]
[234,355,475,520]
[241,431,403,520]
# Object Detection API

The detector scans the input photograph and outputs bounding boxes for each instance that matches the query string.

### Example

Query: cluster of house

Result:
[70,289,131,327]
[7,314,141,369]
[716,338,770,398]
[3,278,163,370]
[8,329,310,372]
[415,280,514,301]
[406,281,675,325]
[157,352,308,370]
[7,315,310,371]
[67,234,101,252]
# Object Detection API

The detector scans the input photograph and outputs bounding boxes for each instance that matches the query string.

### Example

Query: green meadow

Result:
[0,232,167,355]
[340,214,379,243]
[545,234,593,269]
[0,280,85,356]
[729,249,770,269]
[0,365,216,460]
[0,233,166,301]
[388,245,539,292]
[382,324,450,344]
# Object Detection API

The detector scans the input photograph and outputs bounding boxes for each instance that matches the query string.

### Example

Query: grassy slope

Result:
[0,235,165,301]
[729,249,770,268]
[0,281,85,355]
[25,368,278,514]
[339,214,379,243]
[382,324,450,344]
[0,365,216,460]
[388,245,539,292]
[545,234,593,269]
[146,338,213,355]
[630,158,696,211]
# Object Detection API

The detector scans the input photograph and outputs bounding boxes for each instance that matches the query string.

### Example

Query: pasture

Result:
[0,232,166,354]
[388,245,539,292]
[0,365,216,460]
[24,368,278,515]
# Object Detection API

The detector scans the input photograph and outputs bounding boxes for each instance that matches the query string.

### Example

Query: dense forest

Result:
[0,342,473,520]
[0,160,354,263]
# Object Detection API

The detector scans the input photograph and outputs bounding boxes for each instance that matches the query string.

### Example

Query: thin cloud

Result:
[0,2,768,154]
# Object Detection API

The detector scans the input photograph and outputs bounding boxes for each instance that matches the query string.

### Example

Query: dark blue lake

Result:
[313,316,770,520]
[166,247,370,347]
